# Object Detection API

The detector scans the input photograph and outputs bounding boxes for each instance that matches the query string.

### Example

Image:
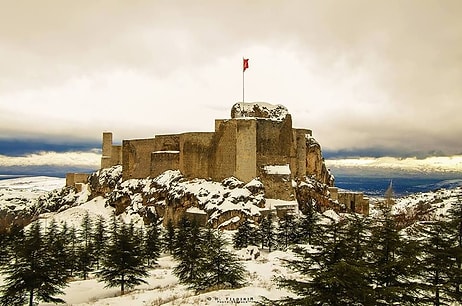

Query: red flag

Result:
[243,58,249,72]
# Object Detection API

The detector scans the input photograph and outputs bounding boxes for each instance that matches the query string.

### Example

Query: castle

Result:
[65,103,369,215]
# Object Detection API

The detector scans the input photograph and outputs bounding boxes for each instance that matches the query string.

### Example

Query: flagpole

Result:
[242,61,245,117]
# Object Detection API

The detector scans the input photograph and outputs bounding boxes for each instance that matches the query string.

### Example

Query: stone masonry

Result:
[97,102,369,214]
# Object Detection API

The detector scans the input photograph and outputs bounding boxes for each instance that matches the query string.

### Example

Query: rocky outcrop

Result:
[306,136,334,187]
[231,102,289,121]
[86,166,266,230]
[294,177,341,214]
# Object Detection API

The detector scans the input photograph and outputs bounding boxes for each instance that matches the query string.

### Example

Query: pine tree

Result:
[260,213,277,252]
[273,217,374,305]
[45,220,71,282]
[198,228,246,291]
[57,222,76,278]
[77,211,94,280]
[369,207,421,304]
[163,219,176,255]
[297,201,319,245]
[419,220,456,305]
[0,222,67,306]
[0,229,9,268]
[277,212,298,250]
[172,216,205,289]
[97,219,148,295]
[233,218,258,249]
[143,221,161,266]
[447,201,462,302]
[92,215,107,270]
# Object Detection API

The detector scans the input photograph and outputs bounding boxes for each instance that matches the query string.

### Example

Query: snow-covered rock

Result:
[231,102,289,121]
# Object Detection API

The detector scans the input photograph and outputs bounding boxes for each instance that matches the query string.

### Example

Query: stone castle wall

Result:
[179,132,214,179]
[212,119,238,180]
[101,115,328,200]
[97,103,368,214]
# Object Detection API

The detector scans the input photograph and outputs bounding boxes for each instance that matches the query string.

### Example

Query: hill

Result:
[1,176,462,305]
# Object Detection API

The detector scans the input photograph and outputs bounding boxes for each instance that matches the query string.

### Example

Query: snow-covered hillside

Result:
[392,186,462,222]
[2,176,462,305]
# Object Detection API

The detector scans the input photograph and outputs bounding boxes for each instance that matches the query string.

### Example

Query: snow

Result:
[0,176,65,191]
[37,196,113,229]
[265,199,297,209]
[392,187,462,220]
[263,164,291,175]
[3,176,462,305]
[152,150,180,154]
[186,206,207,215]
[232,102,289,121]
[245,178,263,189]
[31,249,296,305]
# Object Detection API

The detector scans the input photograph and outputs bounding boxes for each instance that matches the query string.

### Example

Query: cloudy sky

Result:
[1,0,462,176]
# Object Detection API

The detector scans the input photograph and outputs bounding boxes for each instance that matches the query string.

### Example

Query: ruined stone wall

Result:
[101,132,122,169]
[338,192,370,215]
[254,116,294,200]
[123,138,157,180]
[179,132,214,179]
[65,173,89,191]
[211,120,237,181]
[101,132,114,169]
[291,129,311,179]
[123,135,180,180]
[235,120,257,182]
[255,115,293,167]
[150,151,180,177]
[110,145,122,166]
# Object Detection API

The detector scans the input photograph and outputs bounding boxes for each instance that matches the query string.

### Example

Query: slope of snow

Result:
[392,187,462,220]
[0,176,65,192]
[36,251,295,306]
[37,196,113,229]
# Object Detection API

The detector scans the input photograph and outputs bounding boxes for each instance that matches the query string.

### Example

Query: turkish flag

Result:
[243,58,249,72]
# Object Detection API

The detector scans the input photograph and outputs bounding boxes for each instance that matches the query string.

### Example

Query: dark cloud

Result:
[0,0,461,157]
[0,138,100,156]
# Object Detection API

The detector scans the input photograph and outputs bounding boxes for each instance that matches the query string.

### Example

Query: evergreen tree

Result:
[369,207,421,304]
[92,215,107,270]
[45,220,71,282]
[2,224,24,267]
[143,221,161,266]
[57,222,76,278]
[172,216,205,289]
[0,222,67,306]
[97,219,148,295]
[198,228,246,291]
[273,217,374,305]
[77,211,94,280]
[419,220,456,305]
[297,201,319,245]
[277,212,298,250]
[447,201,462,302]
[233,218,258,249]
[260,213,277,252]
[163,219,176,255]
[0,229,9,268]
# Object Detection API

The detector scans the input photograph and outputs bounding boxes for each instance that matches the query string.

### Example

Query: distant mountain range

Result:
[334,175,462,197]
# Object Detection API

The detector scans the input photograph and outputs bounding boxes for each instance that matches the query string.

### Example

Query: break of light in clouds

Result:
[1,0,461,159]
[326,155,462,176]
[0,151,100,168]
